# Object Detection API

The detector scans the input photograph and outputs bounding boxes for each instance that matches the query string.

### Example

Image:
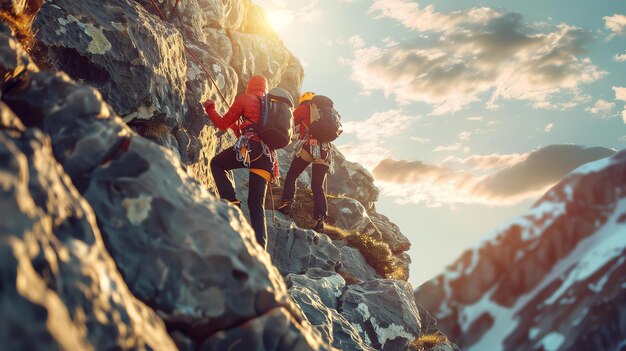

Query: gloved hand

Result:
[203,100,215,113]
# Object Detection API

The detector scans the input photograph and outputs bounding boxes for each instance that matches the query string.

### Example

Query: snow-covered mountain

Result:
[415,150,626,351]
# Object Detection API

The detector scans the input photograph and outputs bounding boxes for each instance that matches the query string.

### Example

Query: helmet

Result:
[299,91,315,104]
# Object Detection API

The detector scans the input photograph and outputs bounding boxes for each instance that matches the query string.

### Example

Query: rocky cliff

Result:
[415,151,626,351]
[0,0,451,350]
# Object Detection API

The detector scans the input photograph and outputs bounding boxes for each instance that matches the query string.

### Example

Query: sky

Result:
[253,0,626,286]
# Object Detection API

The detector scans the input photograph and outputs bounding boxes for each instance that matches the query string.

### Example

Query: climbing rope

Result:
[146,0,230,108]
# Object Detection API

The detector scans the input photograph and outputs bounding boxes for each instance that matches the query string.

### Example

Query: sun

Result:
[265,9,293,33]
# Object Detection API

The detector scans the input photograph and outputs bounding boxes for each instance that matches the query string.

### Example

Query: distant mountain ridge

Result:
[415,151,626,351]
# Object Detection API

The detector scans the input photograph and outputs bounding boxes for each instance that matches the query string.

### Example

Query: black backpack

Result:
[308,95,342,142]
[253,88,294,149]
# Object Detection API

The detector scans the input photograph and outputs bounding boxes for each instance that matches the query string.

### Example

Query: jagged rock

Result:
[0,120,176,350]
[285,269,345,310]
[327,197,383,240]
[326,149,379,208]
[289,287,335,344]
[289,286,373,351]
[277,54,305,103]
[199,307,332,351]
[334,241,380,282]
[268,217,342,275]
[2,71,131,188]
[35,0,187,130]
[136,0,246,33]
[370,212,411,253]
[84,134,300,336]
[415,151,626,351]
[340,280,422,351]
[229,32,292,97]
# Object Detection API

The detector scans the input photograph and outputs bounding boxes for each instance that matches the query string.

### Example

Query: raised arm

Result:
[204,97,244,131]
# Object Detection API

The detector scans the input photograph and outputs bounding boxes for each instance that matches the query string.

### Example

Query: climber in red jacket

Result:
[203,75,277,249]
[277,92,335,233]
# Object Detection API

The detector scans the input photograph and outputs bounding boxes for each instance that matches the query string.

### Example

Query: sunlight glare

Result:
[266,9,293,33]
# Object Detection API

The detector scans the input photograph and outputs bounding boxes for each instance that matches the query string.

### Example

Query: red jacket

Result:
[205,75,267,137]
[293,103,311,139]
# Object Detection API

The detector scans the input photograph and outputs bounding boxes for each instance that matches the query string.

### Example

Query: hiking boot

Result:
[314,217,325,233]
[276,201,292,216]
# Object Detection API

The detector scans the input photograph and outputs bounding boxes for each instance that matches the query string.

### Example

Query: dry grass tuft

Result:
[410,333,451,350]
[345,232,403,280]
[0,10,34,50]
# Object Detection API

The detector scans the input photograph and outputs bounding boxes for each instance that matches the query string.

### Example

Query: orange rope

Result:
[146,0,231,108]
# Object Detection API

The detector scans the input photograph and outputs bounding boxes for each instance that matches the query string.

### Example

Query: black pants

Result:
[282,146,329,219]
[210,141,273,249]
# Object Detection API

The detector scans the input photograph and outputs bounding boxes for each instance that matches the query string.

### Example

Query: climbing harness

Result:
[293,137,336,174]
[146,0,230,107]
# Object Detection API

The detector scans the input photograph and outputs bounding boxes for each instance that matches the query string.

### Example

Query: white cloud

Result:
[346,0,606,114]
[342,109,419,141]
[442,153,528,173]
[614,86,626,101]
[604,14,626,39]
[544,123,554,133]
[338,142,393,170]
[458,131,471,141]
[614,51,626,62]
[348,35,365,49]
[433,143,462,152]
[585,99,615,117]
[468,116,484,122]
[373,145,616,207]
[411,136,432,144]
[339,109,420,168]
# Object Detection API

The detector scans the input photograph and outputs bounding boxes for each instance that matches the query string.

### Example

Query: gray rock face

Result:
[200,307,328,351]
[370,212,411,253]
[328,197,383,240]
[35,0,187,127]
[335,241,381,282]
[326,149,380,208]
[0,114,176,350]
[268,218,342,276]
[340,280,422,351]
[0,24,328,349]
[286,269,346,310]
[289,287,374,351]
